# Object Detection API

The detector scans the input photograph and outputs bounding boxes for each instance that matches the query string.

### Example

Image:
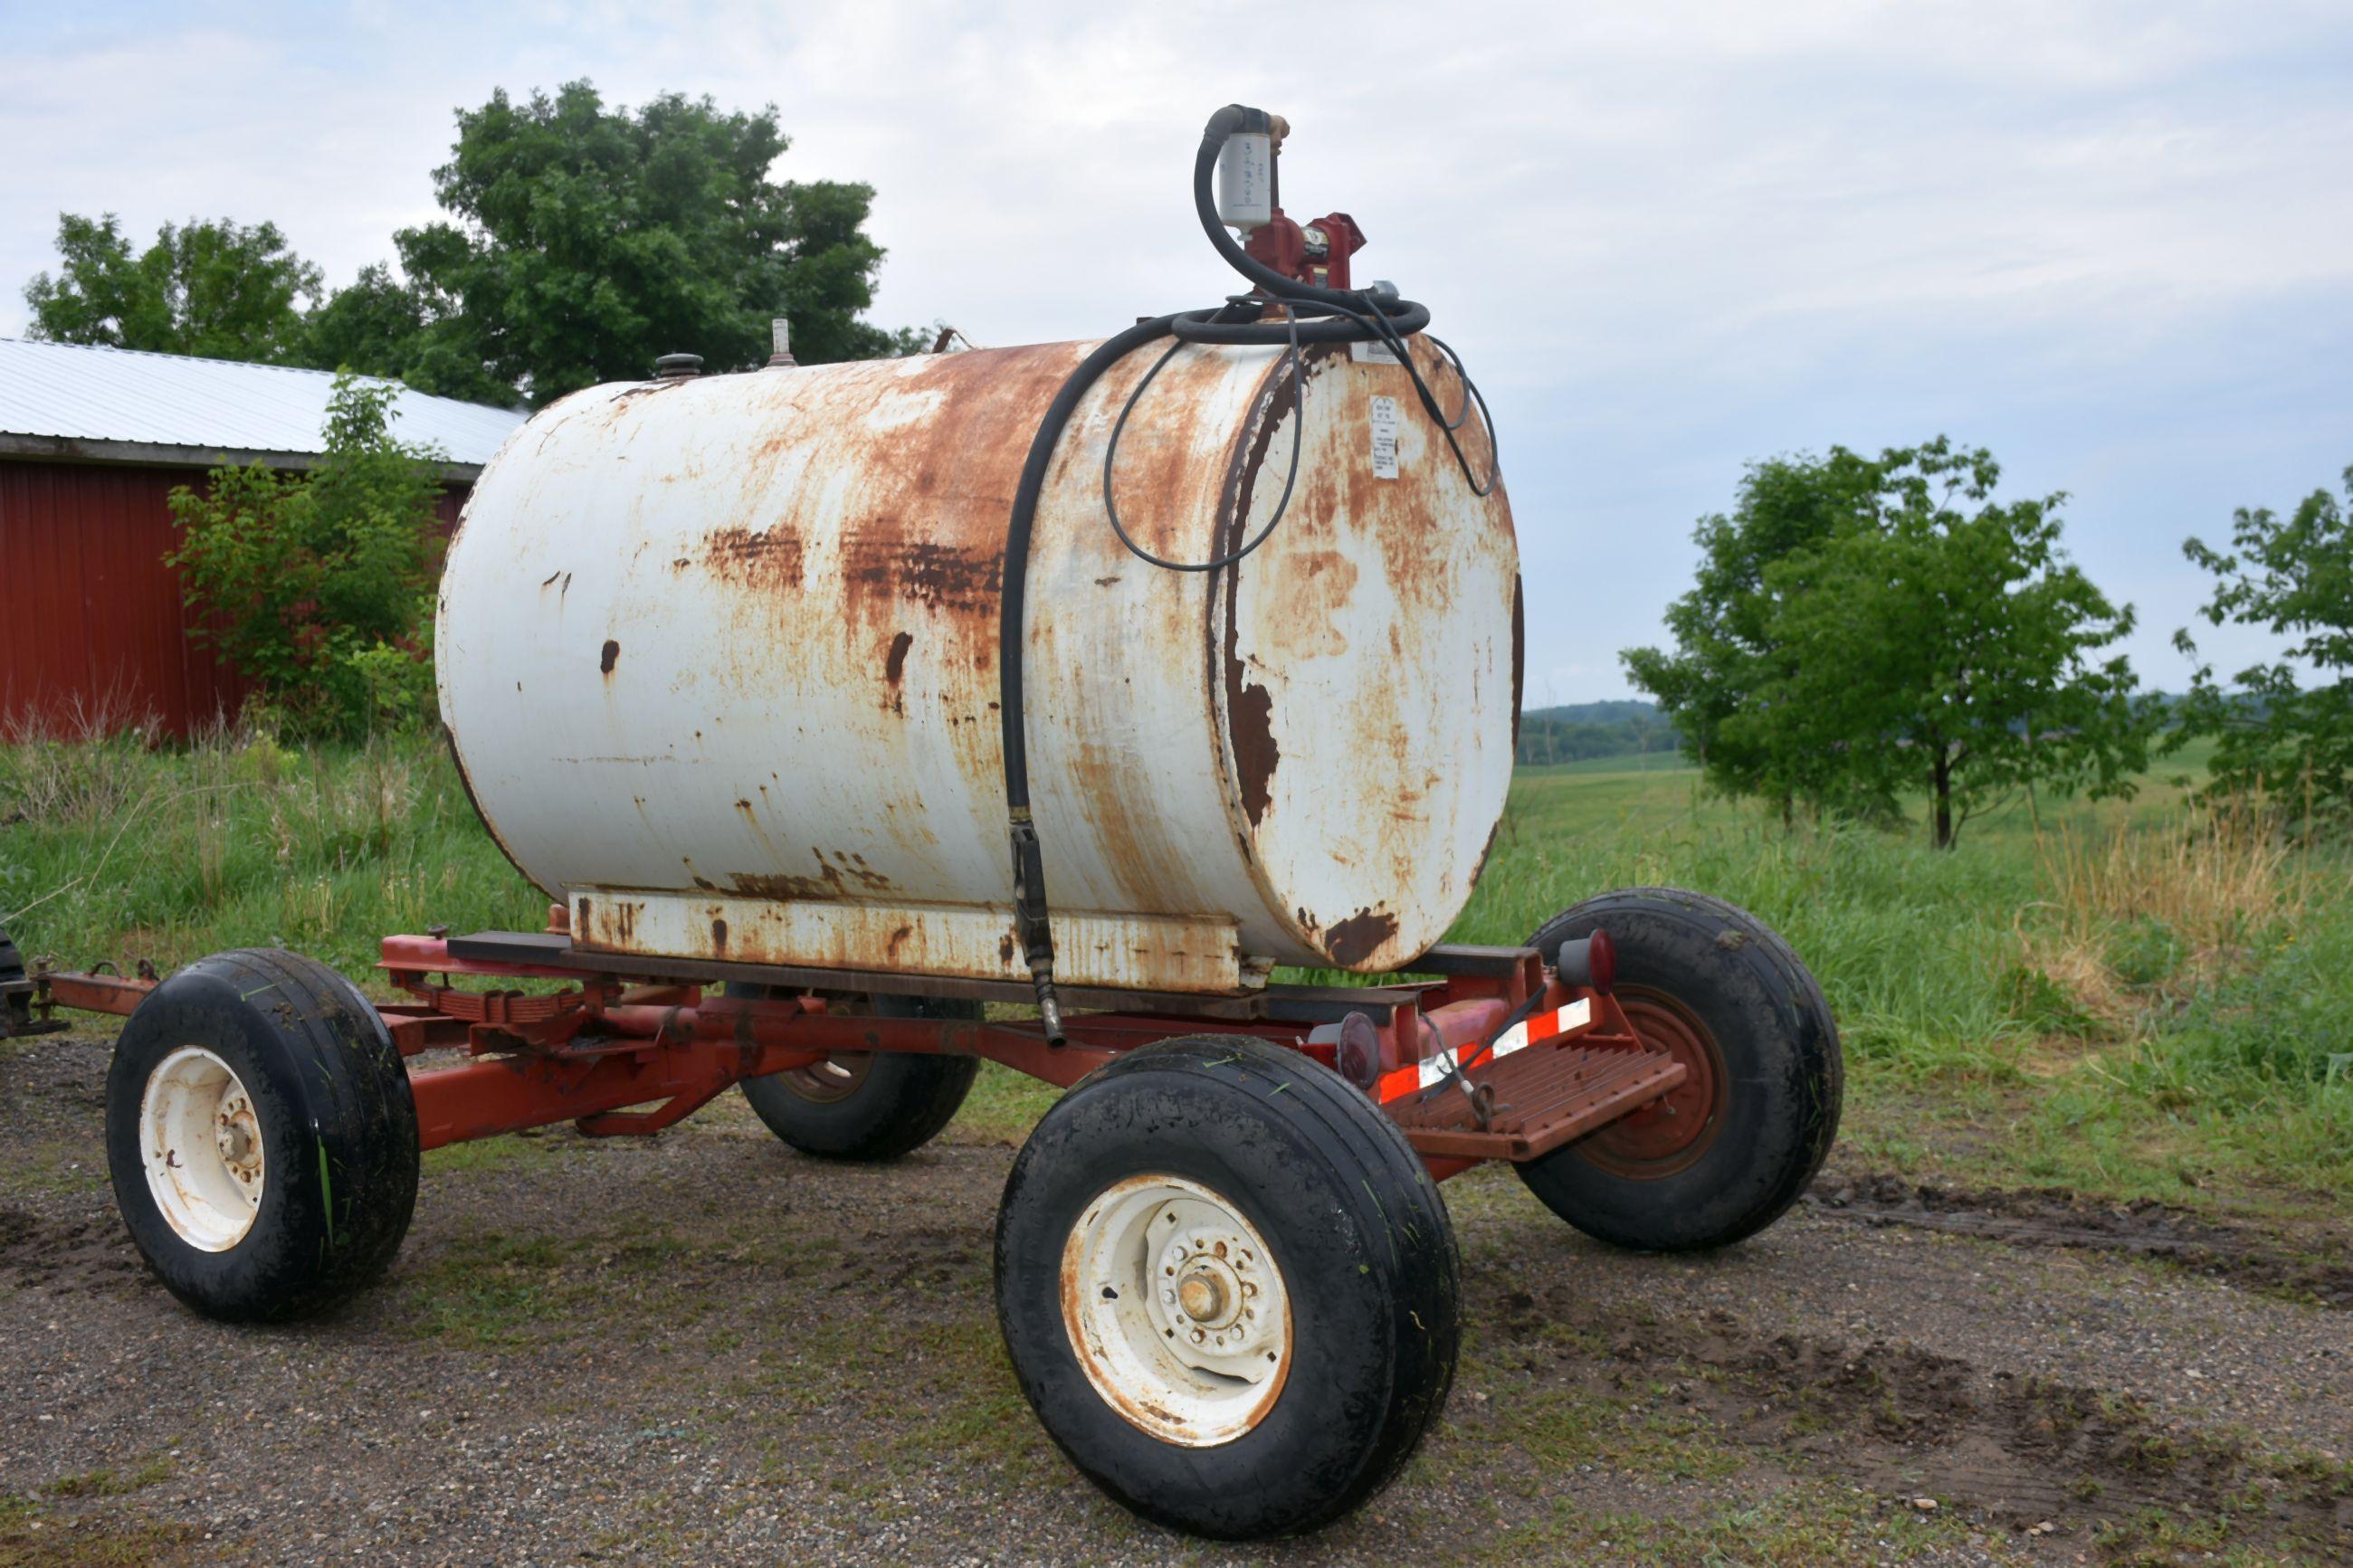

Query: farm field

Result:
[2,732,2348,1563]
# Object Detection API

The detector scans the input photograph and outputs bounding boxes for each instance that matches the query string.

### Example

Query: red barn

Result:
[0,338,524,736]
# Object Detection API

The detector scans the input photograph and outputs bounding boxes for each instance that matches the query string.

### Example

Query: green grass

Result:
[0,726,543,993]
[0,1478,194,1568]
[1514,746,1692,776]
[1444,751,2352,1209]
[43,1455,175,1502]
[3,727,2345,1211]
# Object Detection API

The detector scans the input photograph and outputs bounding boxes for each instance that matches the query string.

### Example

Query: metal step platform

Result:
[1389,1040,1687,1162]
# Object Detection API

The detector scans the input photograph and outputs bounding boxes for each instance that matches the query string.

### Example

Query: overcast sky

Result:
[5,0,2349,702]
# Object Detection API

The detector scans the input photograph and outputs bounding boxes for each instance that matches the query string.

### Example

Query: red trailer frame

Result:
[19,908,1692,1181]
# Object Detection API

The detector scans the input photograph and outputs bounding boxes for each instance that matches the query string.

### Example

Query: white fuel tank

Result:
[438,336,1519,993]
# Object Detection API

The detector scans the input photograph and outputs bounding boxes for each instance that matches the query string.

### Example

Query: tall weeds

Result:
[2020,799,2314,1028]
[0,727,540,983]
[0,689,165,826]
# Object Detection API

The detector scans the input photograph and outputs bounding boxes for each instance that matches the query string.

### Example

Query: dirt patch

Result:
[1805,1172,2353,1308]
[0,1207,143,1297]
[1484,1276,2353,1560]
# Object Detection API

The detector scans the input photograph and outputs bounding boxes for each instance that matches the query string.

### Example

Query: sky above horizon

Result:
[4,0,2348,702]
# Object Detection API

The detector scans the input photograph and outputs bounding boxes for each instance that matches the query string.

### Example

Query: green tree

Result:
[1622,448,1888,822]
[320,81,915,406]
[167,374,447,736]
[300,262,429,383]
[1629,439,2156,848]
[24,213,322,363]
[2174,464,2353,828]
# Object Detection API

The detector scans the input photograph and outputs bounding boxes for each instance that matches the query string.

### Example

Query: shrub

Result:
[167,373,446,736]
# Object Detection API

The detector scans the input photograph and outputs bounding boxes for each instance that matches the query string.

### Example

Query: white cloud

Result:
[4,0,2348,697]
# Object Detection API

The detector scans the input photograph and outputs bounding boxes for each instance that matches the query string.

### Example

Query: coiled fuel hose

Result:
[1000,104,1500,1043]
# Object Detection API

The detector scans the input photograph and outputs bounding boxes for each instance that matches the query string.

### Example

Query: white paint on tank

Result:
[438,333,1516,991]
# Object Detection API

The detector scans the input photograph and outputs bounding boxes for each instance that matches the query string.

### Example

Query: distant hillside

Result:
[1511,692,2220,770]
[1517,699,1681,767]
[1522,700,1665,727]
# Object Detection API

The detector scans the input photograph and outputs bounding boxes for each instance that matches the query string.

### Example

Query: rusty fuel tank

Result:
[437,334,1517,993]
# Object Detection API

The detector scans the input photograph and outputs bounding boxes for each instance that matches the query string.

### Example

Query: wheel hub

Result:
[1153,1228,1269,1354]
[139,1045,265,1251]
[215,1093,261,1182]
[777,1051,872,1105]
[1062,1174,1292,1447]
[1582,989,1728,1178]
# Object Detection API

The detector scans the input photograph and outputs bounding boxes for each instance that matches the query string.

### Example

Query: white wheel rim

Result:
[1061,1174,1292,1447]
[139,1046,264,1250]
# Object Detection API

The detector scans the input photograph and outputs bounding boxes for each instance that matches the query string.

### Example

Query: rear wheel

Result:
[1517,888,1840,1251]
[105,948,418,1321]
[736,990,979,1160]
[996,1034,1458,1539]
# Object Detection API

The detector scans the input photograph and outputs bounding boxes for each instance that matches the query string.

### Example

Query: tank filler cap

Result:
[653,352,704,381]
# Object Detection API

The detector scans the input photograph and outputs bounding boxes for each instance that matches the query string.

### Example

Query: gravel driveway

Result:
[4,1034,2347,1565]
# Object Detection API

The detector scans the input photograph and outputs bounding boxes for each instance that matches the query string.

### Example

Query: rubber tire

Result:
[996,1034,1459,1540]
[737,992,981,1160]
[0,922,35,1036]
[104,947,419,1322]
[1518,888,1841,1252]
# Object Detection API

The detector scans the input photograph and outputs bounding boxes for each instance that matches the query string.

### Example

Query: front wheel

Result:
[1517,888,1841,1251]
[105,948,419,1321]
[996,1034,1459,1540]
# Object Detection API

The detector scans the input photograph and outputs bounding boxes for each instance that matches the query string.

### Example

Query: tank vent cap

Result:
[653,352,704,381]
[766,316,797,370]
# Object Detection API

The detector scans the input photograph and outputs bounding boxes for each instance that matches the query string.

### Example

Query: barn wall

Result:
[0,460,470,739]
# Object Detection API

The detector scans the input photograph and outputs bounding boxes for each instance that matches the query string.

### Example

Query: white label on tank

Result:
[1368,395,1401,479]
[1350,338,1402,366]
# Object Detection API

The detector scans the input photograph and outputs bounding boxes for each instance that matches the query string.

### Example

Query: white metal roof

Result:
[0,337,525,470]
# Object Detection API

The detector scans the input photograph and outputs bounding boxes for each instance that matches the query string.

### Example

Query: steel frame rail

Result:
[17,929,1681,1175]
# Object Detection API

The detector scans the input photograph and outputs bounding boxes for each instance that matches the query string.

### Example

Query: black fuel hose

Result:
[997,105,1498,1044]
[996,312,1180,1044]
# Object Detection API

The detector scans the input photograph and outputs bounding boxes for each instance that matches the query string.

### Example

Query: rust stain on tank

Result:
[704,525,806,590]
[600,639,620,675]
[1212,351,1304,832]
[725,847,894,905]
[729,870,844,901]
[843,537,1002,613]
[799,343,1092,787]
[836,851,891,890]
[1262,548,1358,662]
[1224,656,1280,827]
[710,917,729,955]
[1324,907,1399,966]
